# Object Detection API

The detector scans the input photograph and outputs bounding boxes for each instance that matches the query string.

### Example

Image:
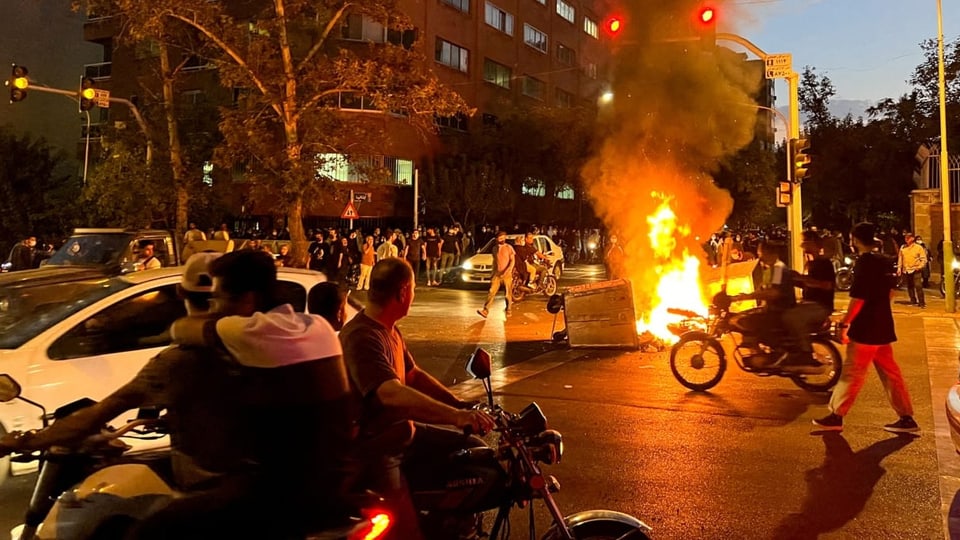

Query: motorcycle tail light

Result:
[349,509,392,540]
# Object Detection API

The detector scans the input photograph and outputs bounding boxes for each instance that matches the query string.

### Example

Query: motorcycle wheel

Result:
[510,280,526,303]
[836,270,853,292]
[669,332,726,392]
[789,338,843,392]
[541,520,651,540]
[543,275,558,296]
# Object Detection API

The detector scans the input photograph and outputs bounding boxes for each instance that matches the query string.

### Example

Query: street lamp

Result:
[599,91,614,104]
[936,0,955,311]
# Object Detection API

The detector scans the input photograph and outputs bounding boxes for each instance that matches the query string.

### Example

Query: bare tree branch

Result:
[298,2,354,72]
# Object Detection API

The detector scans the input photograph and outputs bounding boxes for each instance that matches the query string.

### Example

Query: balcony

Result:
[84,62,112,82]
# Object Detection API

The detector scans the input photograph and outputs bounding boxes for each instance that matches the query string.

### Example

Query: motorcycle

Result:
[941,259,960,299]
[404,349,652,540]
[834,254,855,292]
[510,260,559,303]
[0,374,392,540]
[667,292,843,393]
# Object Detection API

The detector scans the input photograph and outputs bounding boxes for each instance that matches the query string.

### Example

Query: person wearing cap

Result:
[0,252,271,537]
[478,230,516,318]
[897,231,927,308]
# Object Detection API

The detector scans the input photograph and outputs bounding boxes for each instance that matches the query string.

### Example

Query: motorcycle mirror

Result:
[466,348,492,380]
[0,374,22,402]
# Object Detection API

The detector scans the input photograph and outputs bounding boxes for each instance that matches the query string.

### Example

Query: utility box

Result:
[563,279,639,349]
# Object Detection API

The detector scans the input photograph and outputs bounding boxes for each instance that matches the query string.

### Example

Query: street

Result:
[1,264,958,539]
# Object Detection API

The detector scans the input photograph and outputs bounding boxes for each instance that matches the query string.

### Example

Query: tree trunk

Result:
[159,41,189,237]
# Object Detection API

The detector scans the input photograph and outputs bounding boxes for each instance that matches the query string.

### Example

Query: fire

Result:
[634,193,709,343]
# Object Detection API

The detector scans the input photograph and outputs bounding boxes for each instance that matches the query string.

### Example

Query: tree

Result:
[712,139,780,227]
[82,136,174,228]
[798,66,836,134]
[76,0,469,255]
[423,152,514,229]
[0,127,83,254]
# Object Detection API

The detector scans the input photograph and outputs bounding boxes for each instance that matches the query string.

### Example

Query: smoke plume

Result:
[583,0,760,317]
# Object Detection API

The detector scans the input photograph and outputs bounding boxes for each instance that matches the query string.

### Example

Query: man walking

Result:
[897,231,927,308]
[812,222,919,433]
[477,230,515,318]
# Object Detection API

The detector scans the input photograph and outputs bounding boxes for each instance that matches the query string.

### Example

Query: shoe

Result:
[477,309,488,319]
[883,416,920,433]
[919,304,927,308]
[812,413,843,431]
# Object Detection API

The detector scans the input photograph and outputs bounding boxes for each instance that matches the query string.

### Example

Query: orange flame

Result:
[635,193,708,342]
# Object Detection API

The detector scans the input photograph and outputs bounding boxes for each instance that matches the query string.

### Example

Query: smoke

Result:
[583,0,760,316]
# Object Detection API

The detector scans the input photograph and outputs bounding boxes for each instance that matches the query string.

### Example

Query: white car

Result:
[0,266,331,485]
[459,234,564,285]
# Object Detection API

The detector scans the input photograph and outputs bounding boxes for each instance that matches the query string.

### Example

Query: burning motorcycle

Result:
[511,260,559,302]
[405,349,651,540]
[0,374,391,540]
[667,292,843,393]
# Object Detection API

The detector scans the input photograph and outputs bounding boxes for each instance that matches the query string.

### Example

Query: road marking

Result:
[452,348,590,399]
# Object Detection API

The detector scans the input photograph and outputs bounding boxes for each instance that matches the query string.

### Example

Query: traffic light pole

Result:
[22,84,153,164]
[936,0,955,312]
[717,33,804,271]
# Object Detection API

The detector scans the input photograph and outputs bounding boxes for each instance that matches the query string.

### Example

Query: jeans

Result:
[407,258,422,282]
[483,273,513,311]
[440,252,456,276]
[903,271,925,305]
[782,302,830,354]
[426,257,440,283]
[829,341,914,417]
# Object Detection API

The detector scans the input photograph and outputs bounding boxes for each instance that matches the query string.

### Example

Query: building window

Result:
[523,24,548,53]
[181,55,211,72]
[436,38,469,72]
[441,0,470,13]
[482,113,500,127]
[523,177,546,197]
[388,28,418,50]
[556,88,575,108]
[533,0,545,4]
[386,157,414,186]
[583,61,597,79]
[483,58,512,89]
[584,16,598,38]
[484,2,514,35]
[202,161,214,187]
[522,76,545,100]
[556,184,575,199]
[556,0,575,23]
[557,43,575,66]
[341,13,386,42]
[436,113,469,131]
[318,153,405,184]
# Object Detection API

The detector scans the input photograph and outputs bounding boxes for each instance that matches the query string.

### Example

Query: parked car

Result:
[0,266,331,486]
[455,234,564,286]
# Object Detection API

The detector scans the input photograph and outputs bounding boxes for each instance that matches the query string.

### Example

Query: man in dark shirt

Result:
[440,226,461,278]
[813,222,919,434]
[308,231,327,272]
[404,229,425,283]
[6,236,36,271]
[782,230,835,372]
[423,228,442,286]
[732,240,796,343]
[341,258,494,539]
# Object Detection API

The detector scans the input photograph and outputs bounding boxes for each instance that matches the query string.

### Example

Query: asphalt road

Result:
[0,264,954,539]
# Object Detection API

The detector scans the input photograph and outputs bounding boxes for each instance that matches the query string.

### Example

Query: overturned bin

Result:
[563,279,639,350]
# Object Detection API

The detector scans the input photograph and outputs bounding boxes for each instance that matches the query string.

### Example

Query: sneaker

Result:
[477,309,488,319]
[812,413,843,431]
[883,416,920,433]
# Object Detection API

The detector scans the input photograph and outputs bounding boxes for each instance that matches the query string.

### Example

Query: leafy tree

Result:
[0,127,82,254]
[713,139,781,227]
[76,0,469,255]
[798,66,837,134]
[423,151,514,229]
[82,136,174,228]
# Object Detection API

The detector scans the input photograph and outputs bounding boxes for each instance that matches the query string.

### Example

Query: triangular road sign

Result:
[341,201,360,219]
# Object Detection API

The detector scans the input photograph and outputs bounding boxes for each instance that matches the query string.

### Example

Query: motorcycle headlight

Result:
[528,430,563,465]
[462,260,473,270]
[587,242,597,250]
[952,259,960,271]
[844,256,853,265]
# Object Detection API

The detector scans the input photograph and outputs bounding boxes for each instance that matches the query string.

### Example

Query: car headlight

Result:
[587,242,597,250]
[462,260,473,270]
[953,259,960,271]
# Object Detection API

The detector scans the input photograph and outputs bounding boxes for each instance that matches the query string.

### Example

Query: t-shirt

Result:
[424,236,441,258]
[406,238,423,261]
[848,252,897,344]
[341,311,416,455]
[441,233,459,254]
[803,257,835,311]
[514,244,537,264]
[361,244,375,266]
[753,259,796,311]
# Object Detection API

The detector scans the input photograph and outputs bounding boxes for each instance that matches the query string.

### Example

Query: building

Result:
[79,0,616,231]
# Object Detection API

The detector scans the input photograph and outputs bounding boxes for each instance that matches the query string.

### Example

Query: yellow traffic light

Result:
[790,138,812,182]
[79,77,96,112]
[8,64,28,102]
[81,87,96,100]
[12,77,28,90]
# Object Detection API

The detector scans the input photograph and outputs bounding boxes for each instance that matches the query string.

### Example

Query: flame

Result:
[634,193,708,343]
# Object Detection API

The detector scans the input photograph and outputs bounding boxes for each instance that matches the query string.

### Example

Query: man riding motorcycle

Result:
[340,258,496,539]
[514,232,549,287]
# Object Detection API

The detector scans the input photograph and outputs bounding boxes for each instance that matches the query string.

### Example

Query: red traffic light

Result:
[699,6,716,24]
[607,17,622,34]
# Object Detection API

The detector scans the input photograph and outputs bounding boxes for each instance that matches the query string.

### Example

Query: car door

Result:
[25,278,186,426]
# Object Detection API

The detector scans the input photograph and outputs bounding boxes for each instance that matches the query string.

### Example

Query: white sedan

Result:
[0,266,331,485]
[459,234,565,285]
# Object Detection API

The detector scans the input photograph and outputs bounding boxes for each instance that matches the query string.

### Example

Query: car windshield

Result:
[0,278,133,349]
[478,236,523,254]
[46,234,133,266]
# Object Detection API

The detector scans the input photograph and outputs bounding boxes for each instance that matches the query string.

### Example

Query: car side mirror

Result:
[0,374,22,402]
[466,348,492,379]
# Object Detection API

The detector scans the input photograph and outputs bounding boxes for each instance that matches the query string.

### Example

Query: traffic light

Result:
[790,138,812,182]
[7,64,28,103]
[605,16,623,37]
[79,77,96,112]
[697,5,717,47]
[777,181,792,207]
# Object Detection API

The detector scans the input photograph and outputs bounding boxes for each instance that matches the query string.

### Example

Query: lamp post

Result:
[937,0,955,311]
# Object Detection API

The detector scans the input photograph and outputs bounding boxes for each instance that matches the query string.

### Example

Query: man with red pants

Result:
[812,222,919,433]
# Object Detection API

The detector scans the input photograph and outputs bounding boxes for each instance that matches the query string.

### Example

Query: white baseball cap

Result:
[181,252,222,293]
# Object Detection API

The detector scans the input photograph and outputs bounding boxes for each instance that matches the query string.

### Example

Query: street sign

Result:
[93,88,110,108]
[341,201,360,219]
[764,53,792,79]
[353,191,371,203]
